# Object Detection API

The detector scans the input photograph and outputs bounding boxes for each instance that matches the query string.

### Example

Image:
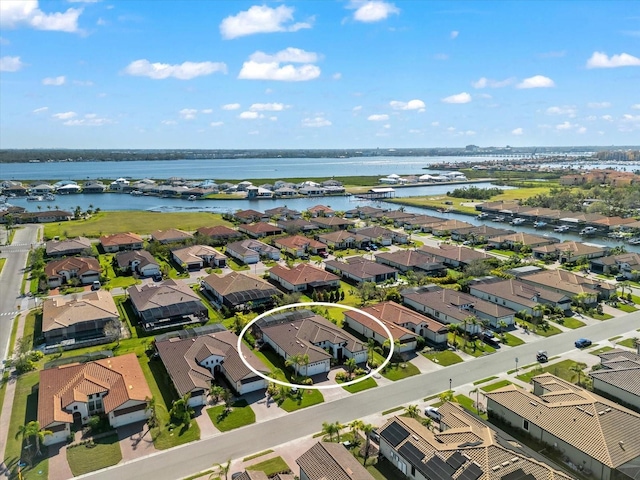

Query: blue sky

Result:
[1,0,639,149]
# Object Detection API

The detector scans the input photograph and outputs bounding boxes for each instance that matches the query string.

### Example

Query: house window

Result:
[74,406,78,411]
[411,466,416,477]
[435,312,440,317]
[523,420,529,431]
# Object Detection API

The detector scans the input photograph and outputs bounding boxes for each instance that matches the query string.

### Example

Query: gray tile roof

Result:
[296,442,374,480]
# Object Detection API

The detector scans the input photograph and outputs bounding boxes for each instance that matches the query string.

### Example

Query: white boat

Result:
[44,193,56,201]
[493,215,506,222]
[26,195,44,201]
[580,227,598,236]
[477,212,490,219]
[510,218,526,225]
[533,221,547,228]
[130,190,143,196]
[554,225,570,233]
[188,195,197,201]
[628,237,640,245]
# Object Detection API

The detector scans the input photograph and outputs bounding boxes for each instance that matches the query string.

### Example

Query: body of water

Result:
[0,156,505,181]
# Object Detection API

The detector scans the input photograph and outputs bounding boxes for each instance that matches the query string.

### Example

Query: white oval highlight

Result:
[237,302,394,390]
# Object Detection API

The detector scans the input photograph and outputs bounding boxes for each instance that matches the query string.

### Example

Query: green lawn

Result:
[280,389,325,412]
[0,257,6,274]
[555,317,586,329]
[43,211,233,239]
[516,359,587,385]
[455,394,487,419]
[588,312,614,321]
[381,361,421,381]
[473,376,498,385]
[422,350,464,366]
[339,376,378,393]
[227,258,250,271]
[616,304,638,313]
[207,400,256,432]
[481,380,513,392]
[590,346,614,355]
[608,335,623,341]
[246,456,291,476]
[243,450,274,462]
[617,338,639,349]
[448,335,496,357]
[67,433,122,476]
[517,320,562,337]
[500,332,525,346]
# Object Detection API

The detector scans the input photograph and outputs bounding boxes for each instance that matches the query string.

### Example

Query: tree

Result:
[421,417,433,431]
[439,390,455,404]
[361,423,375,466]
[15,421,52,457]
[103,319,122,347]
[321,421,339,441]
[462,315,478,348]
[571,364,584,386]
[285,353,310,377]
[404,404,419,419]
[366,338,376,366]
[222,388,233,413]
[211,460,231,480]
[169,393,193,427]
[532,304,545,319]
[344,358,357,379]
[145,396,158,428]
[356,281,378,306]
[448,323,460,349]
[210,385,225,404]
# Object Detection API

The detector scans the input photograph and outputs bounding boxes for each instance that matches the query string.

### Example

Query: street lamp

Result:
[515,357,519,372]
[449,378,452,392]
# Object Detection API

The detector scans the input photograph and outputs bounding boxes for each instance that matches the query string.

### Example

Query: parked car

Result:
[615,274,626,281]
[481,331,499,347]
[319,251,329,258]
[369,430,381,443]
[91,280,101,291]
[575,338,592,349]
[536,350,548,363]
[424,406,441,421]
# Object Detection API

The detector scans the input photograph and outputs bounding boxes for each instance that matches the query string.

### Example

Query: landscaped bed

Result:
[67,433,122,476]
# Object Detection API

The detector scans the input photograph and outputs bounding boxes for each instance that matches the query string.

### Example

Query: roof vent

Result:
[491,466,501,472]
[598,411,605,415]
[605,408,611,412]
[501,461,510,467]
[511,457,519,463]
[529,401,538,406]
[619,441,625,450]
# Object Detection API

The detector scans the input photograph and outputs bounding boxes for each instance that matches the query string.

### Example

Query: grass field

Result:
[67,433,122,476]
[555,317,586,329]
[616,304,638,313]
[455,394,487,419]
[517,320,562,337]
[590,346,614,355]
[481,380,513,392]
[0,258,6,274]
[500,333,525,346]
[617,338,639,349]
[473,376,498,385]
[339,376,378,393]
[246,456,291,476]
[207,400,256,432]
[516,359,587,384]
[422,350,464,366]
[381,361,420,381]
[43,211,232,239]
[448,335,496,357]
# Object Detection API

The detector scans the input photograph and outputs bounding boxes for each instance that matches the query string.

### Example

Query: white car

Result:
[424,406,441,421]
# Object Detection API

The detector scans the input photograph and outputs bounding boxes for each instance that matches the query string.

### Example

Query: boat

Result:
[130,190,143,196]
[628,237,640,245]
[477,212,490,219]
[44,193,56,201]
[510,218,526,225]
[188,195,197,201]
[26,195,44,201]
[533,221,547,228]
[580,226,598,236]
[493,215,506,222]
[554,225,570,233]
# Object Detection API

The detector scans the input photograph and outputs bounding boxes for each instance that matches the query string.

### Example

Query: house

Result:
[342,304,413,353]
[344,206,388,219]
[325,256,398,284]
[172,245,227,270]
[45,236,92,257]
[450,225,514,243]
[155,329,269,406]
[273,187,298,197]
[590,349,640,411]
[150,228,193,244]
[264,206,301,220]
[417,244,490,268]
[590,252,640,279]
[316,230,368,249]
[230,472,269,480]
[127,280,208,331]
[355,225,409,245]
[276,219,320,234]
[30,183,55,194]
[38,353,152,446]
[469,278,572,316]
[307,205,334,217]
[42,290,120,344]
[401,215,445,230]
[403,288,515,331]
[518,269,616,302]
[373,210,416,225]
[99,232,144,253]
[225,239,280,264]
[246,186,273,198]
[255,310,367,375]
[201,271,281,311]
[273,235,327,257]
[427,219,474,236]
[486,373,640,480]
[233,209,268,223]
[115,250,161,278]
[269,263,340,292]
[45,256,102,288]
[532,241,609,263]
[18,210,73,224]
[486,232,559,251]
[237,222,283,238]
[297,442,375,480]
[378,403,572,480]
[374,250,446,276]
[196,225,244,244]
[310,217,354,231]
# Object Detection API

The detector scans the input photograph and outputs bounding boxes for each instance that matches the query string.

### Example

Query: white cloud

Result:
[302,116,332,127]
[577,126,587,134]
[72,80,93,86]
[586,115,597,121]
[464,130,476,136]
[0,56,24,72]
[389,99,425,111]
[0,1,82,32]
[269,116,278,121]
[201,109,213,114]
[161,120,177,125]
[238,111,264,120]
[0,37,9,45]
[450,30,459,39]
[517,75,555,89]
[123,59,227,80]
[601,115,613,122]
[238,61,320,81]
[367,114,389,121]
[210,121,224,127]
[33,107,48,113]
[42,75,66,86]
[471,76,515,88]
[441,92,472,104]
[348,1,400,23]
[179,108,198,120]
[63,114,113,127]
[250,48,319,64]
[219,5,312,39]
[52,111,77,120]
[222,103,241,111]
[586,51,640,68]
[631,104,640,110]
[249,103,288,112]
[408,129,422,134]
[512,127,524,135]
[546,105,577,117]
[332,72,342,80]
[556,121,573,130]
[587,102,611,109]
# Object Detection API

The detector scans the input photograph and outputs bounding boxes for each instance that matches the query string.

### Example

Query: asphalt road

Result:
[80,309,640,480]
[0,225,39,364]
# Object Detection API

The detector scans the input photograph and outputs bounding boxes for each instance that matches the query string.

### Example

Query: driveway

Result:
[242,391,288,424]
[47,442,73,480]
[117,421,157,463]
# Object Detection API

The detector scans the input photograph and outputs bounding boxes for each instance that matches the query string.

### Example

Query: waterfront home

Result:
[299,186,328,196]
[99,232,144,253]
[316,230,367,249]
[30,183,55,194]
[45,236,92,257]
[310,216,354,231]
[2,184,28,196]
[246,186,273,198]
[590,349,640,411]
[19,209,73,224]
[276,218,320,233]
[427,219,474,236]
[344,205,388,219]
[196,225,244,244]
[56,183,81,194]
[115,250,160,278]
[151,228,193,244]
[416,244,490,268]
[590,252,640,279]
[254,310,367,375]
[371,209,416,225]
[401,214,444,230]
[45,256,102,288]
[374,250,446,276]
[532,240,609,263]
[42,290,119,344]
[171,245,227,270]
[201,271,281,311]
[273,235,327,257]
[38,353,152,446]
[486,373,640,480]
[486,232,559,251]
[82,181,107,193]
[591,215,639,230]
[109,178,130,191]
[236,181,253,192]
[518,269,614,303]
[155,329,269,406]
[355,225,408,245]
[127,280,208,331]
[263,206,301,220]
[476,200,521,214]
[269,263,340,292]
[297,442,375,480]
[237,222,283,238]
[225,239,280,264]
[324,256,398,284]
[469,278,572,316]
[449,225,514,243]
[233,209,268,223]
[307,205,334,217]
[182,186,217,198]
[273,186,298,197]
[403,287,515,330]
[377,404,572,480]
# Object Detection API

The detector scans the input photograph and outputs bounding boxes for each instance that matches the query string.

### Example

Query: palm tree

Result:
[404,404,419,419]
[497,320,508,334]
[210,385,225,404]
[439,390,455,404]
[462,315,477,348]
[211,460,231,480]
[15,421,52,457]
[532,304,545,320]
[571,364,584,386]
[366,338,376,366]
[344,357,357,379]
[335,421,345,442]
[321,421,339,441]
[285,353,310,377]
[145,396,158,428]
[422,417,433,431]
[361,423,375,466]
[169,393,193,427]
[448,323,460,349]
